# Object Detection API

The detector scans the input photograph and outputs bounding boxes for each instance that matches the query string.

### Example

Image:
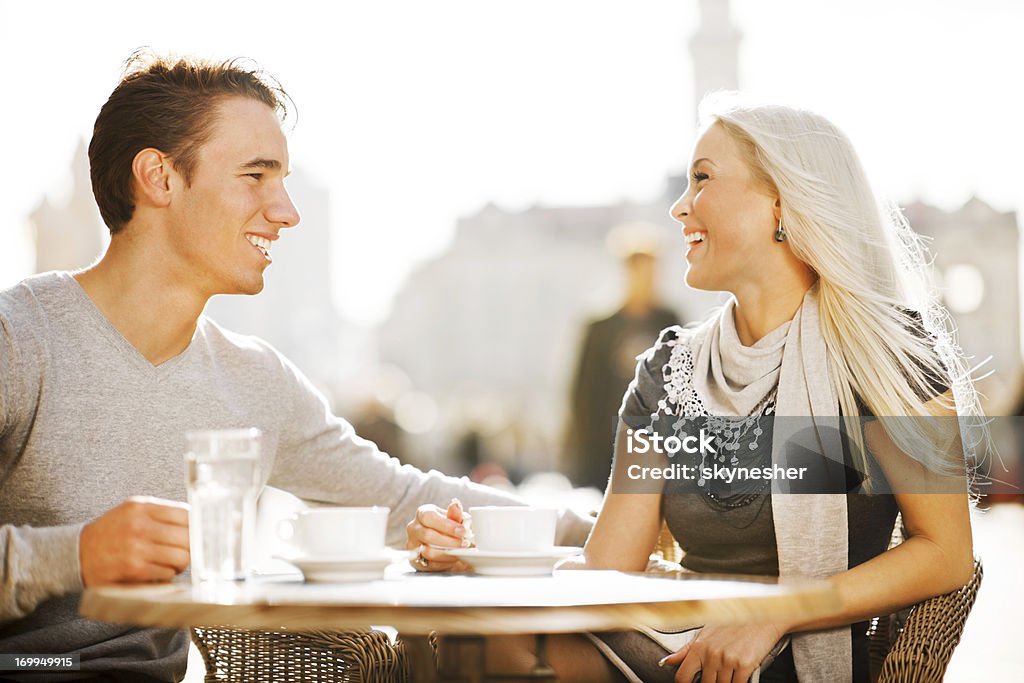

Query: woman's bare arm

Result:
[577,422,666,572]
[786,394,974,632]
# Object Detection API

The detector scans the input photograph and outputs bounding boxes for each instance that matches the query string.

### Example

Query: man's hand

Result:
[406,499,471,572]
[79,496,190,586]
[659,623,787,683]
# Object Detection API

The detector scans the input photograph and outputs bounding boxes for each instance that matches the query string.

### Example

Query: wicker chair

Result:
[867,559,983,683]
[653,522,984,683]
[190,627,409,682]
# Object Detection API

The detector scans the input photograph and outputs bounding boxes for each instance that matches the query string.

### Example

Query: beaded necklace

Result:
[655,337,779,510]
[697,389,777,508]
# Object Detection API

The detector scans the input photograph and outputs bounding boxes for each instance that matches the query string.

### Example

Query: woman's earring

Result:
[774,217,787,243]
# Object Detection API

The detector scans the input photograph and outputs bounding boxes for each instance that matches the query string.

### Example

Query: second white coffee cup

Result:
[469,506,558,552]
[278,506,389,557]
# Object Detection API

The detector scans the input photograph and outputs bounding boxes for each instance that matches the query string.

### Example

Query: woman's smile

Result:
[684,230,707,258]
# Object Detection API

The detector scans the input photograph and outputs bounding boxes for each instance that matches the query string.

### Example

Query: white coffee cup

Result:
[277,506,389,557]
[469,506,558,552]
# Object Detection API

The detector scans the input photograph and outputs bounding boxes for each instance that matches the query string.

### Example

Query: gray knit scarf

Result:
[685,283,851,682]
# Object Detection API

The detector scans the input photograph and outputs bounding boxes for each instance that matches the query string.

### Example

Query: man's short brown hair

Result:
[88,50,291,234]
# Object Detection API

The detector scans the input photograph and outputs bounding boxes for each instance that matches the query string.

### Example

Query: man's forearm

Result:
[0,523,85,625]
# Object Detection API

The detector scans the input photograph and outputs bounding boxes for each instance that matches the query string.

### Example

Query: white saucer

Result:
[275,549,413,582]
[443,546,580,576]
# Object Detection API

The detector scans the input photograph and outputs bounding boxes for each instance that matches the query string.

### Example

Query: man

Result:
[0,54,590,681]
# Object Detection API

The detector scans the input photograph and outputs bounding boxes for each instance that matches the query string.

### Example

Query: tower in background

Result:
[666,0,742,201]
[690,0,741,108]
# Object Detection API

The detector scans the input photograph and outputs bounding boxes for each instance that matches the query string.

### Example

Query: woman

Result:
[577,94,980,682]
[411,94,981,682]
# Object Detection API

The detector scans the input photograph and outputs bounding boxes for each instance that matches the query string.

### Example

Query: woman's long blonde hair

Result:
[699,93,985,482]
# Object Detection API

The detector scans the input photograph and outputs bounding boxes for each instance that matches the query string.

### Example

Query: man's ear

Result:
[131,148,173,209]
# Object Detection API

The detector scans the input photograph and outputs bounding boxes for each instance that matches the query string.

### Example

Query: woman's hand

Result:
[406,499,472,572]
[659,623,788,683]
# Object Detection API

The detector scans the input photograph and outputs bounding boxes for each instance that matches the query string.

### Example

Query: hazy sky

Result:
[2,0,1021,323]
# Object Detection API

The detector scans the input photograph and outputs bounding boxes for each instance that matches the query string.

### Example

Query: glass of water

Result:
[185,428,261,584]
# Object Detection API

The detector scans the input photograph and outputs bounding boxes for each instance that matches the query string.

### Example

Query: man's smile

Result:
[245,233,274,262]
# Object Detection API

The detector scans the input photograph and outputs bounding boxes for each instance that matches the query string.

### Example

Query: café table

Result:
[80,566,840,682]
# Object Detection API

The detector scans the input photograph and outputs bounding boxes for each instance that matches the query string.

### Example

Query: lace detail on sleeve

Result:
[653,333,709,423]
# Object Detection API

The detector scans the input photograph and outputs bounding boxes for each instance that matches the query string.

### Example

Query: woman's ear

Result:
[131,148,173,209]
[773,197,782,223]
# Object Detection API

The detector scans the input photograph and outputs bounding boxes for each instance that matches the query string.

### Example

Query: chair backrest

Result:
[870,559,983,683]
[191,626,409,683]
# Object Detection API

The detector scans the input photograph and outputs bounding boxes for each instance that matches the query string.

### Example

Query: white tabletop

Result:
[80,568,840,635]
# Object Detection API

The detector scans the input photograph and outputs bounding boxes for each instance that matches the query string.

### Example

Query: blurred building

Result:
[29,140,108,273]
[375,0,1023,472]
[377,0,742,471]
[906,198,1021,412]
[377,196,723,471]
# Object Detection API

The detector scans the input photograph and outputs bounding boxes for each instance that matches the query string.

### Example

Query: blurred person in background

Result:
[563,227,680,492]
[351,398,408,466]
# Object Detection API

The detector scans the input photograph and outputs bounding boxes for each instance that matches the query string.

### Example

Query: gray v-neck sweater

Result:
[0,272,589,681]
